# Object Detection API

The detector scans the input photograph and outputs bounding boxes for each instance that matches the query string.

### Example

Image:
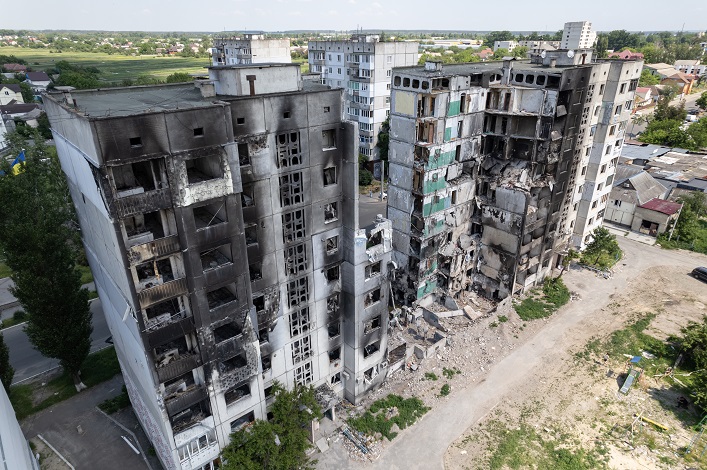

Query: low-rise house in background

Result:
[661,71,695,95]
[634,87,652,106]
[674,59,706,76]
[24,71,51,93]
[608,50,644,60]
[605,167,667,227]
[0,83,23,105]
[645,63,678,78]
[2,63,26,73]
[632,198,681,236]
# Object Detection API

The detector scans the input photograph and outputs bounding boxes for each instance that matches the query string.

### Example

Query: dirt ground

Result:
[316,237,707,470]
[445,263,707,470]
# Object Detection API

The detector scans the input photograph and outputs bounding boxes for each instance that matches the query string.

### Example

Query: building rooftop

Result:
[392,59,594,78]
[620,142,672,161]
[639,198,682,215]
[645,151,707,183]
[46,78,330,118]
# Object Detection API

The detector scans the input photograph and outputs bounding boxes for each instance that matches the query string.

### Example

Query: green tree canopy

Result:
[638,69,660,87]
[220,383,321,470]
[165,72,192,83]
[696,91,707,111]
[583,227,621,265]
[0,333,13,393]
[0,130,92,390]
[483,31,514,47]
[670,316,707,410]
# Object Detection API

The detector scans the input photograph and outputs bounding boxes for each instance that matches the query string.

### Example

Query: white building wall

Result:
[561,21,596,50]
[573,60,643,248]
[308,37,418,162]
[0,385,39,470]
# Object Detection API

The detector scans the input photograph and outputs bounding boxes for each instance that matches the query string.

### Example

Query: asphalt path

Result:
[359,194,387,228]
[2,298,112,384]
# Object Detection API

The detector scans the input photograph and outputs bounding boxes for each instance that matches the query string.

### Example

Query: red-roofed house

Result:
[2,63,26,73]
[634,87,652,106]
[632,198,682,236]
[608,50,644,60]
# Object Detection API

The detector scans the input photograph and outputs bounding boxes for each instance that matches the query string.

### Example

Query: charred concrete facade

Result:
[572,60,642,247]
[389,52,610,305]
[44,64,392,470]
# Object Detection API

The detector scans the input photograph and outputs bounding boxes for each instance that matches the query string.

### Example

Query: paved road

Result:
[359,194,387,228]
[21,375,150,470]
[2,298,112,384]
[317,237,707,469]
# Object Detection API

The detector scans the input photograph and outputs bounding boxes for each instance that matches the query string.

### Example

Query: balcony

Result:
[111,188,173,219]
[165,384,209,417]
[157,353,201,383]
[147,316,195,348]
[127,235,180,265]
[138,277,188,310]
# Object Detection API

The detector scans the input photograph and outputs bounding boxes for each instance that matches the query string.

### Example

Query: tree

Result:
[492,48,509,60]
[639,119,694,150]
[483,31,514,48]
[557,249,579,279]
[595,35,609,58]
[0,333,13,393]
[638,69,660,87]
[376,117,390,162]
[0,130,92,391]
[19,82,34,103]
[670,316,707,410]
[696,91,707,111]
[512,46,528,58]
[220,383,321,470]
[688,117,707,149]
[582,227,621,265]
[359,154,373,186]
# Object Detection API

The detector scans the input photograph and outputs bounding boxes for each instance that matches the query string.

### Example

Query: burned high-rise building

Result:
[388,51,641,305]
[44,64,393,470]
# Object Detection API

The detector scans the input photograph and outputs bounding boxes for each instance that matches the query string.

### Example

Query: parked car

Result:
[691,267,707,282]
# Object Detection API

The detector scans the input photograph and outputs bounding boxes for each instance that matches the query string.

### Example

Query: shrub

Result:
[440,384,451,396]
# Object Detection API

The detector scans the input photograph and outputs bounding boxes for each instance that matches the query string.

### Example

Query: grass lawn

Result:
[9,346,121,420]
[0,262,12,279]
[76,264,93,285]
[0,46,211,83]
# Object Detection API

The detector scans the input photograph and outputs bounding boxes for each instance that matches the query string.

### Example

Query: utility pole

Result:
[380,161,385,200]
[668,206,681,241]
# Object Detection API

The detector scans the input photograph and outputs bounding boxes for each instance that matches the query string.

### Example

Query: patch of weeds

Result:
[98,385,130,413]
[486,421,608,470]
[87,290,99,300]
[489,321,499,328]
[347,394,429,440]
[498,315,508,323]
[440,384,450,396]
[424,372,438,381]
[513,278,569,321]
[76,264,94,284]
[442,367,461,379]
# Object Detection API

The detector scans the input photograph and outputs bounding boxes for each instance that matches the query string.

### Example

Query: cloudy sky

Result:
[1,0,703,32]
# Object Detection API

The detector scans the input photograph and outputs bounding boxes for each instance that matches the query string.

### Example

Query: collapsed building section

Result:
[389,51,619,305]
[44,64,392,470]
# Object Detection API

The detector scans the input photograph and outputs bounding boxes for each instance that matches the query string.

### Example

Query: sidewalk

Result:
[602,221,657,246]
[20,375,153,470]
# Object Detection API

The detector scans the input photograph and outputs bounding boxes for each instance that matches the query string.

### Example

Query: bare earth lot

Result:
[317,237,707,470]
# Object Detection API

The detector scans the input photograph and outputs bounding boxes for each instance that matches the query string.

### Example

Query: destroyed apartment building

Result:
[44,64,394,470]
[388,50,642,304]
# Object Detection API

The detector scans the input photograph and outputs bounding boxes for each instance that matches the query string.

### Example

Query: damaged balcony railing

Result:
[145,309,188,332]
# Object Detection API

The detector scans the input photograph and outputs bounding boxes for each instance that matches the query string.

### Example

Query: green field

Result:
[1,46,212,83]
